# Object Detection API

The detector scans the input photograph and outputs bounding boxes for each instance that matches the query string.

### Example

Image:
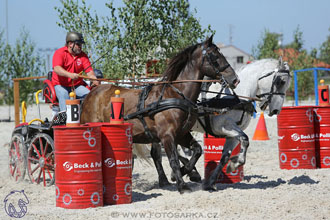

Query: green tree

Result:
[55,0,214,79]
[319,27,330,64]
[284,28,315,100]
[287,51,315,99]
[252,27,316,100]
[252,29,280,59]
[1,29,46,105]
[286,26,304,52]
[0,30,7,104]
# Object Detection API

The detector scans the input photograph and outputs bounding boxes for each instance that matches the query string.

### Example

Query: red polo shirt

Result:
[52,46,93,87]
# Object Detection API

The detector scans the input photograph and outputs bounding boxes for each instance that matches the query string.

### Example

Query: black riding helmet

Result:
[66,31,85,45]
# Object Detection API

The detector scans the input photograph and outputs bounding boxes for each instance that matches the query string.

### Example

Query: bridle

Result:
[201,44,231,88]
[256,68,291,110]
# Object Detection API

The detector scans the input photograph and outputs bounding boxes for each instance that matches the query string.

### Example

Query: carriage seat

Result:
[43,71,58,105]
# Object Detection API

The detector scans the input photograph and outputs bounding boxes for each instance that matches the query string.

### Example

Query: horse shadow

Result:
[214,174,319,191]
[131,191,163,203]
[133,173,202,194]
[131,181,202,202]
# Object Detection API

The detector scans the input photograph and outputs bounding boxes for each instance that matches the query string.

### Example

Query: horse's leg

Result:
[203,137,239,191]
[161,134,191,194]
[226,130,249,173]
[203,115,248,191]
[150,142,171,187]
[177,133,202,181]
[170,149,201,183]
[178,154,202,182]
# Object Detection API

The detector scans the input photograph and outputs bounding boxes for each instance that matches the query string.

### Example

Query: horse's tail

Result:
[133,144,153,166]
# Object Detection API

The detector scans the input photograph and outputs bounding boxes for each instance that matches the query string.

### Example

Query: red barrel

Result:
[277,106,316,169]
[54,125,103,209]
[313,106,330,168]
[204,135,243,183]
[89,122,133,205]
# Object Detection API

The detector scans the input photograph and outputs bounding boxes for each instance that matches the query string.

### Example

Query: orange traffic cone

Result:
[252,112,269,140]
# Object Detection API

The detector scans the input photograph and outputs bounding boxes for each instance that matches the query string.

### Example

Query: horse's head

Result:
[258,57,291,116]
[200,35,239,89]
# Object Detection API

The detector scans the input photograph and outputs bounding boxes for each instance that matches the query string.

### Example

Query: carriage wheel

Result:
[27,133,55,187]
[9,134,27,182]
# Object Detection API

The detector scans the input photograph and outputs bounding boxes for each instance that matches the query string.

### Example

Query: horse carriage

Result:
[8,68,106,187]
[8,74,67,187]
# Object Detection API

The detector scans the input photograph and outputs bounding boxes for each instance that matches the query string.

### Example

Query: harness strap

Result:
[258,71,275,80]
[168,84,196,106]
[256,92,285,99]
[147,98,197,117]
[136,85,157,142]
[155,83,168,109]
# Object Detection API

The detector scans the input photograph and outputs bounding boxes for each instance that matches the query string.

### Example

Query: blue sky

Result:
[1,0,329,56]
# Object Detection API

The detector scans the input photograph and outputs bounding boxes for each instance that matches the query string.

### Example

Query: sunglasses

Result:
[72,41,84,47]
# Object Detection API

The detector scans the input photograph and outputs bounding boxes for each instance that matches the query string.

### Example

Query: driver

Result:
[52,31,99,111]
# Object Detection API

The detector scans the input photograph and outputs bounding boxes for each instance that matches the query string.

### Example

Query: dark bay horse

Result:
[80,36,239,193]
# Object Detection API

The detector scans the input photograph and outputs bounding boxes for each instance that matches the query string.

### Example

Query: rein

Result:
[78,75,225,86]
[200,89,262,102]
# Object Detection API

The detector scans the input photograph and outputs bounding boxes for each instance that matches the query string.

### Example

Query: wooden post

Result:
[12,76,46,126]
[13,79,20,126]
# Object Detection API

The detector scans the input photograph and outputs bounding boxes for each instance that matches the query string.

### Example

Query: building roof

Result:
[217,44,251,57]
[276,48,330,68]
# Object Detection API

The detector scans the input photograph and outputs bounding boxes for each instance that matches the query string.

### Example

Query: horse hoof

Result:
[178,184,192,194]
[202,182,217,191]
[170,171,176,182]
[188,170,202,183]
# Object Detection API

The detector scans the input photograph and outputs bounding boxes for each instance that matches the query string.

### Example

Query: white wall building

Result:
[217,43,253,70]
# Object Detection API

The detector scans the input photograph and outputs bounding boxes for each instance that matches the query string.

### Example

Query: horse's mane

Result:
[162,44,199,81]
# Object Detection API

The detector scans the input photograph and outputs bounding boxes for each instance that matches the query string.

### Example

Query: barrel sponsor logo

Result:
[315,132,330,141]
[203,145,224,151]
[104,157,132,169]
[62,161,101,172]
[63,161,73,171]
[318,133,330,138]
[104,158,115,168]
[291,133,314,142]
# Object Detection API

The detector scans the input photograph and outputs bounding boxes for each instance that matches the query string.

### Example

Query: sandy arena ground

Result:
[0,103,329,220]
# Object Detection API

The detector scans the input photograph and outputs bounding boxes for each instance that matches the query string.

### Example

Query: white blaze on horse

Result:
[198,57,291,190]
